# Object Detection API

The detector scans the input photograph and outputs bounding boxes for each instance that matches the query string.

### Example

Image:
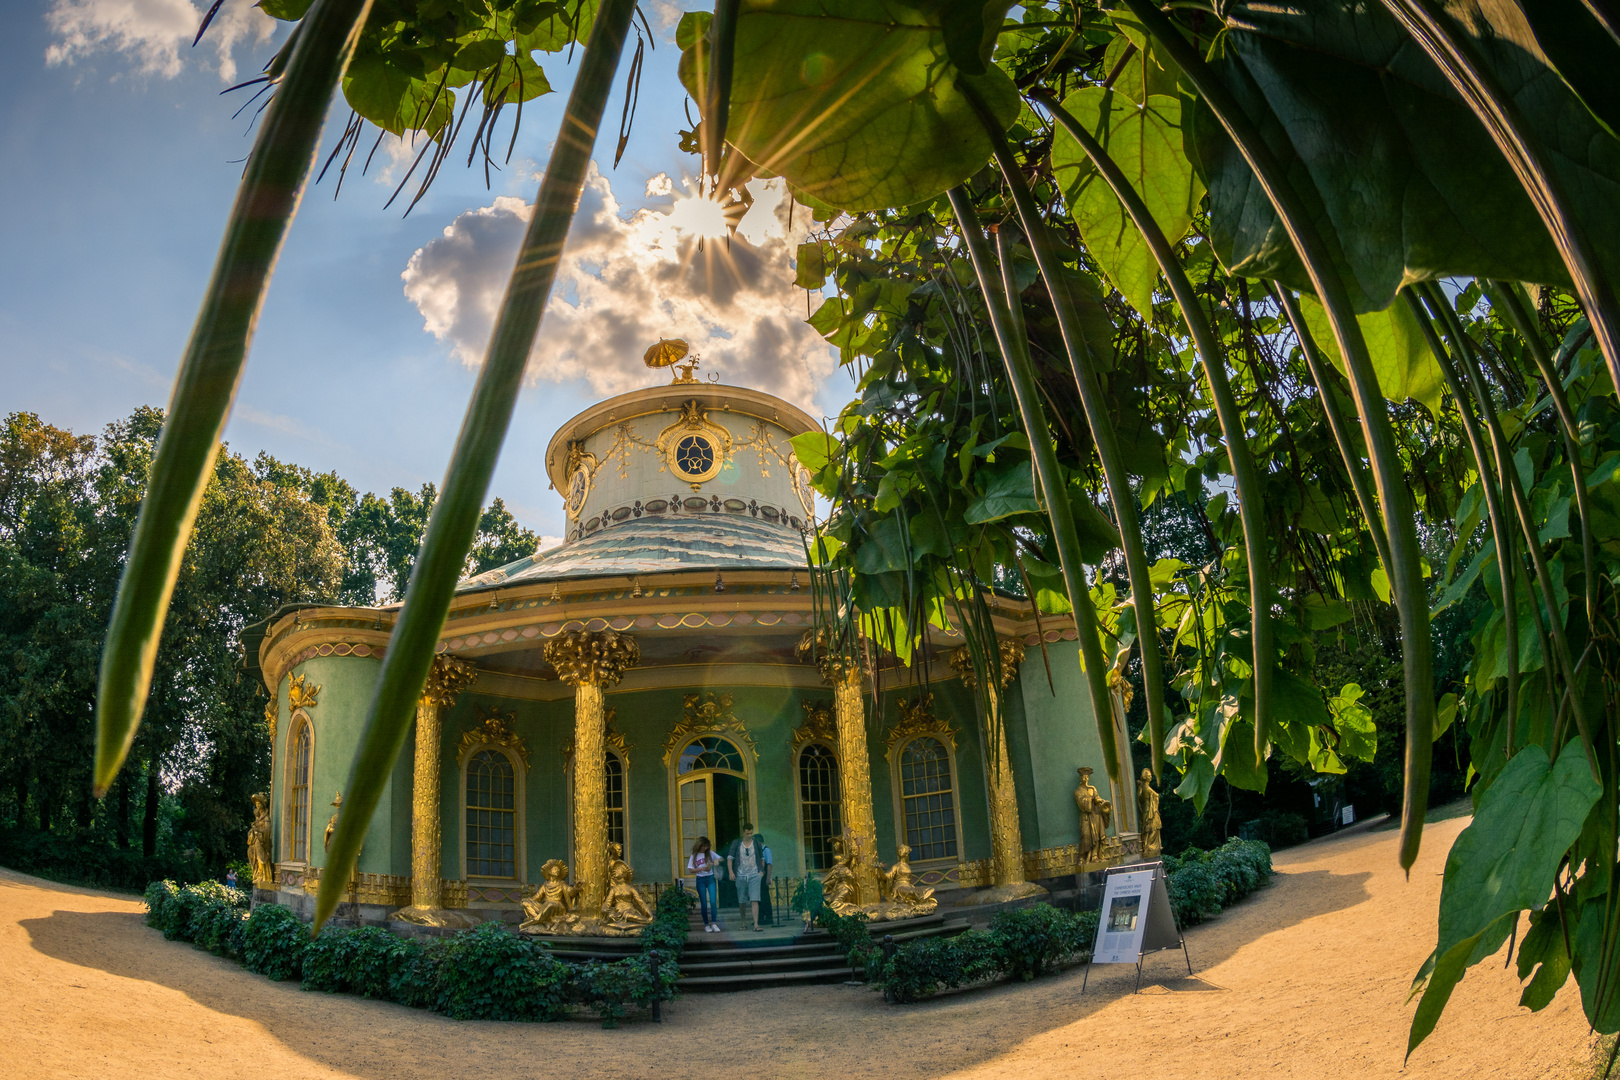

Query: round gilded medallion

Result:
[671,433,721,482]
[566,466,591,518]
[789,452,816,519]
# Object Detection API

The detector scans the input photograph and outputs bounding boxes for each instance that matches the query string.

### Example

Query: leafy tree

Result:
[0,408,538,875]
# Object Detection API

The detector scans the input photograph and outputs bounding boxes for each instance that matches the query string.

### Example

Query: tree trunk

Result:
[142,767,159,858]
[116,772,131,850]
[13,765,27,830]
[39,781,53,834]
[76,788,94,834]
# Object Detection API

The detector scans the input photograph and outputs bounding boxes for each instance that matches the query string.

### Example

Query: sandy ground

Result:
[2,814,1600,1080]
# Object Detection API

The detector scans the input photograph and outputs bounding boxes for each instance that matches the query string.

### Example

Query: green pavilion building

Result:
[246,362,1135,925]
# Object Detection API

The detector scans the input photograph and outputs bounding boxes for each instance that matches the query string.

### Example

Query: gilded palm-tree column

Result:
[1106,655,1139,834]
[800,632,881,903]
[393,655,477,925]
[951,641,1029,888]
[546,629,639,914]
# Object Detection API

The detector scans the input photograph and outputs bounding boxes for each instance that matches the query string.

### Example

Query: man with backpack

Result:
[726,822,768,932]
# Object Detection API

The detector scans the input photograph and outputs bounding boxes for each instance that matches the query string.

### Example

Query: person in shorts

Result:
[726,823,767,932]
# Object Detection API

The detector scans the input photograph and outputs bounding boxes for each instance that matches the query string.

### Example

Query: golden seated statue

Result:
[520,858,581,933]
[882,844,938,913]
[599,842,654,930]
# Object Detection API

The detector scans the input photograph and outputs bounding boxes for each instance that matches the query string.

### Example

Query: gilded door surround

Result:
[664,692,759,883]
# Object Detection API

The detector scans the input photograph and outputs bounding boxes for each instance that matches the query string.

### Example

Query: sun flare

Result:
[666,193,733,239]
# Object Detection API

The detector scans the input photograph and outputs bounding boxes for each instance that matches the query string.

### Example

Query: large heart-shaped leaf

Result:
[1295,292,1445,412]
[1189,0,1613,312]
[1051,87,1204,318]
[1410,744,1600,1050]
[678,0,1020,210]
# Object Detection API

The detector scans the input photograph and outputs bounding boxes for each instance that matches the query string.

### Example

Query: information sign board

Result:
[1082,860,1192,994]
[1093,869,1153,964]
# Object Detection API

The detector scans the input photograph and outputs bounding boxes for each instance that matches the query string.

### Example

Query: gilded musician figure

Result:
[1075,766,1113,863]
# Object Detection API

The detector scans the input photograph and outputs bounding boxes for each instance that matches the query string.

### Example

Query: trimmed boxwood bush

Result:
[1165,838,1272,927]
[144,879,248,953]
[301,926,422,998]
[144,877,695,1025]
[433,922,573,1021]
[876,906,1097,1003]
[241,903,310,981]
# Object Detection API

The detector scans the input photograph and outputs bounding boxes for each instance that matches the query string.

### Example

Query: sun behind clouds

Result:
[401,165,835,411]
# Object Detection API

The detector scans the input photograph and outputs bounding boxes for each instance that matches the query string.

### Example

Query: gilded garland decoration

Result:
[885,693,956,761]
[661,692,757,766]
[459,705,530,770]
[791,700,837,752]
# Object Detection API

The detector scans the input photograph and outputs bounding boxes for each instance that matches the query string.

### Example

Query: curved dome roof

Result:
[458,513,806,592]
[457,376,819,595]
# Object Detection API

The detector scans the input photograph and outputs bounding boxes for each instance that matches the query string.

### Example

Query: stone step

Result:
[677,966,858,992]
[677,941,844,962]
[680,952,862,978]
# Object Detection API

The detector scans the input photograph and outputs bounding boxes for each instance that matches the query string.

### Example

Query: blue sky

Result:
[0,1,851,540]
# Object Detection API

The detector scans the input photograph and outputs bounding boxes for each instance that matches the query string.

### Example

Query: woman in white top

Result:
[688,836,723,931]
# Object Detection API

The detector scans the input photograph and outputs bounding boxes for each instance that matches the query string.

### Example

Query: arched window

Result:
[466,749,516,878]
[898,737,958,861]
[605,750,627,852]
[678,735,745,774]
[289,718,313,862]
[798,744,841,871]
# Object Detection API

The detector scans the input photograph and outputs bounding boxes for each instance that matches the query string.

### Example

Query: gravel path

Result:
[2,814,1596,1079]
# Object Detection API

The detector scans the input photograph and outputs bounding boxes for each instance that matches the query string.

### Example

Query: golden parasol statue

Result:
[644,338,700,384]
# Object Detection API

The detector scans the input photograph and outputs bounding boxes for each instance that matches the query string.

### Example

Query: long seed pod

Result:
[1406,289,1519,752]
[963,97,1168,792]
[1036,90,1267,771]
[702,0,740,189]
[1123,0,1436,870]
[94,0,374,796]
[1272,287,1395,577]
[1379,0,1620,394]
[1427,284,1601,776]
[945,187,1126,792]
[315,0,639,930]
[1482,279,1597,626]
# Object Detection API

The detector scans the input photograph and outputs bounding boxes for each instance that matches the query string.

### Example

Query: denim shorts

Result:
[735,873,762,902]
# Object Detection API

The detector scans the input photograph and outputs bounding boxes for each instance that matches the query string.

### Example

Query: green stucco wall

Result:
[269,656,408,876]
[1011,646,1107,850]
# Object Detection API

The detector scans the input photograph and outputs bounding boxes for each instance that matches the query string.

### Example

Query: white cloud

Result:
[401,168,836,412]
[645,171,673,198]
[45,0,274,82]
[647,1,687,39]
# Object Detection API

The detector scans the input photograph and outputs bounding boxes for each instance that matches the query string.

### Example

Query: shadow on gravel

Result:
[15,862,1374,1080]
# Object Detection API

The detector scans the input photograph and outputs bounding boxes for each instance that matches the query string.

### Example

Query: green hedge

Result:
[144,879,695,1026]
[866,839,1273,1004]
[870,906,1100,1003]
[1163,838,1273,927]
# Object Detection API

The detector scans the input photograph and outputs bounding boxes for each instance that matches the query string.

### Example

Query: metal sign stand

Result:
[1081,860,1192,995]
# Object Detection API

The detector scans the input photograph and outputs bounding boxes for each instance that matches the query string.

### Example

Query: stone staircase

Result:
[541,912,970,992]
